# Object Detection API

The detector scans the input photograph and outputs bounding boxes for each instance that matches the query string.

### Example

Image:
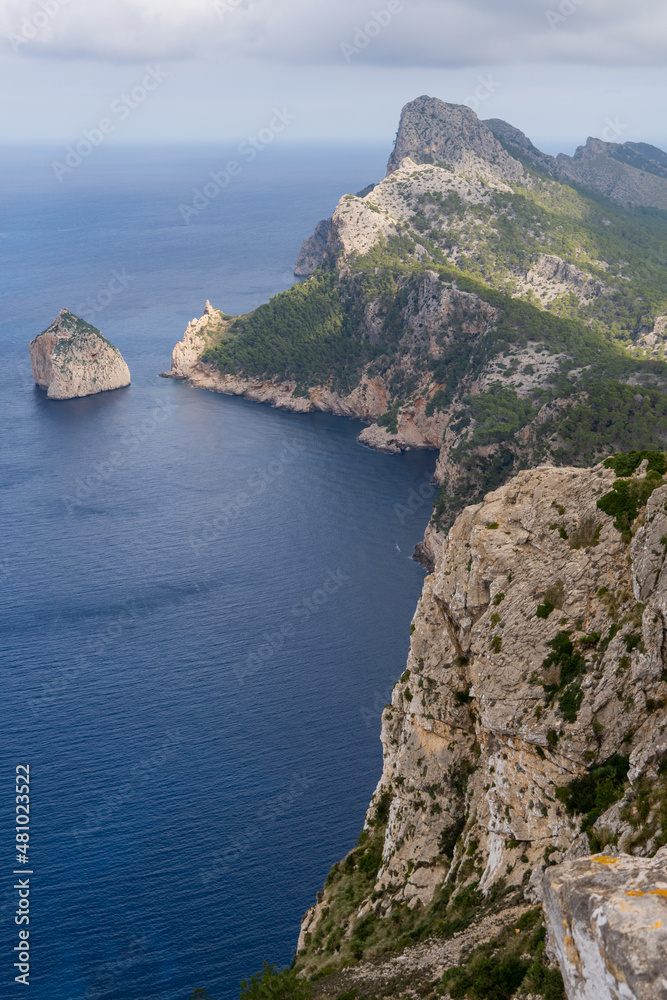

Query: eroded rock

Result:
[29,310,130,399]
[297,461,667,978]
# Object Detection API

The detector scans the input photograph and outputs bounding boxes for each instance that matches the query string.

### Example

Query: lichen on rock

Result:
[543,849,667,1000]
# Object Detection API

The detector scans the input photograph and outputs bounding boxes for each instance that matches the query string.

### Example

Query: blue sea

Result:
[0,144,438,999]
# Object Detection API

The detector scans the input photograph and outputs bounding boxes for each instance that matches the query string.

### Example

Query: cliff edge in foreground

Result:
[543,850,667,1000]
[29,310,130,400]
[295,454,667,998]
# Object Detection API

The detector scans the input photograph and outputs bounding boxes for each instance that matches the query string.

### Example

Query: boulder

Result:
[543,850,667,1000]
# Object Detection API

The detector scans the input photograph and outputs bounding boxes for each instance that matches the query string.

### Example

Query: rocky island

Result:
[30,309,130,399]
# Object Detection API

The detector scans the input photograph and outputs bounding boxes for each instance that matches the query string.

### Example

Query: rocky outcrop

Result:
[543,850,667,1000]
[160,300,229,379]
[522,254,607,305]
[358,400,446,454]
[29,310,130,399]
[297,459,667,978]
[295,218,332,276]
[386,96,524,184]
[633,317,667,358]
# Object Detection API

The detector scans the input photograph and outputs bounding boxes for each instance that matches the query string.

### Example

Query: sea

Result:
[0,142,437,1000]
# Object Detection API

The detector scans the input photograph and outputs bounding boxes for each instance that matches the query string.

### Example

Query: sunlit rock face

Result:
[543,850,667,1000]
[29,310,130,400]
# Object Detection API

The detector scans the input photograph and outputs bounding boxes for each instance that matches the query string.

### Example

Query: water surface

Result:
[0,144,436,1000]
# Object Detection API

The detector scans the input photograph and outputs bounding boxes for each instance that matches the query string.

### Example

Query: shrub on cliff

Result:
[239,963,312,1000]
[597,470,664,535]
[603,449,667,478]
[438,908,564,1000]
[555,754,630,831]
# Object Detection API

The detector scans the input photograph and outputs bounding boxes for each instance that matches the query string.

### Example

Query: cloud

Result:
[2,0,666,67]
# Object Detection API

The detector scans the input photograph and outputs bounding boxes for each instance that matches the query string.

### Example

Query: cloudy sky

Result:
[1,0,666,152]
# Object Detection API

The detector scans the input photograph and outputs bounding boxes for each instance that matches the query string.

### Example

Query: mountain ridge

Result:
[296,98,667,279]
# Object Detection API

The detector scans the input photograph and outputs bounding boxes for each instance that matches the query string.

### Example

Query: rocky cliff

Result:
[166,96,667,1000]
[30,310,130,399]
[295,219,332,277]
[294,455,667,997]
[387,96,524,185]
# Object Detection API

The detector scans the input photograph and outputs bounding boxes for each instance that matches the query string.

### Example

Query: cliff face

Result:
[29,310,130,399]
[386,96,524,185]
[295,219,332,277]
[296,458,667,985]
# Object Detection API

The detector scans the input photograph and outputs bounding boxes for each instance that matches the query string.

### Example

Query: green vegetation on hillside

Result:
[438,908,564,1000]
[202,276,363,393]
[239,964,312,1000]
[555,755,630,832]
[415,173,667,338]
[198,151,667,540]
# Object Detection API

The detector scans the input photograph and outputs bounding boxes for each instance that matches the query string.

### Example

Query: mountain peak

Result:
[386,95,524,183]
[572,136,615,161]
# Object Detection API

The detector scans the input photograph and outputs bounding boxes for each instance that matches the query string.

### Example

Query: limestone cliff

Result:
[29,310,130,399]
[295,457,667,992]
[387,96,524,185]
[160,300,232,379]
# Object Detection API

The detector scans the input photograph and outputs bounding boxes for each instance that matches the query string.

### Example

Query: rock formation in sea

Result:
[29,310,130,400]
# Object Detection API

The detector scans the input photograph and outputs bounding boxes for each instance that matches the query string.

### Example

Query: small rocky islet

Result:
[29,309,130,399]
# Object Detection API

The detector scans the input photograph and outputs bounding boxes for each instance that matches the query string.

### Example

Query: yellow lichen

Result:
[624,889,667,897]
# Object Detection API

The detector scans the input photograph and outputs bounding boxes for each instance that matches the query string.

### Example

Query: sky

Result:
[1,0,666,153]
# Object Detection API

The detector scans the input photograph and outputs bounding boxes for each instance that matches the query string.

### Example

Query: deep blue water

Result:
[0,145,437,1000]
